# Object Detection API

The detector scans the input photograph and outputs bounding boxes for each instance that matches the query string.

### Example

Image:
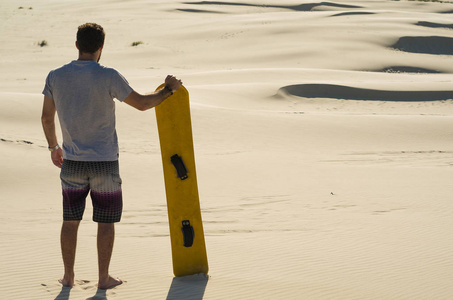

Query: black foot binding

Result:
[171,154,188,180]
[182,220,195,247]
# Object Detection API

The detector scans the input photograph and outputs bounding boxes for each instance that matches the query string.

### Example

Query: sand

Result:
[1,0,453,299]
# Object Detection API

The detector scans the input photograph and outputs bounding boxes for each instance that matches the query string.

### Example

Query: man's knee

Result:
[97,222,115,235]
[62,220,81,229]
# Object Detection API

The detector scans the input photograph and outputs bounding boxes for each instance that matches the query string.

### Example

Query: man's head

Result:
[76,23,105,54]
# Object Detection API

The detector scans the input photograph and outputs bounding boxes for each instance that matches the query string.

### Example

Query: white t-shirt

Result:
[43,60,133,161]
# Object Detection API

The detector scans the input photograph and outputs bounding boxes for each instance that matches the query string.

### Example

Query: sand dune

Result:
[1,0,453,299]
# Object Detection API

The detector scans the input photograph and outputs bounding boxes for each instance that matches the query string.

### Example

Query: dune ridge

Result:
[184,1,363,12]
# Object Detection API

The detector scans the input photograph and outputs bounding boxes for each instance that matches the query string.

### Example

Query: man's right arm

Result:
[124,75,182,111]
[41,95,63,168]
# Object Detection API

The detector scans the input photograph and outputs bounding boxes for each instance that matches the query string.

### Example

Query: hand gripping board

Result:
[155,84,208,277]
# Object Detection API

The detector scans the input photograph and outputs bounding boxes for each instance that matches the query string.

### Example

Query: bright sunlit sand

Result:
[1,0,453,299]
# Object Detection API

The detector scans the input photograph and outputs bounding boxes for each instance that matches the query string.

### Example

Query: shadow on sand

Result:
[166,274,209,300]
[392,36,453,56]
[54,286,71,300]
[278,84,453,102]
[54,287,107,300]
[86,289,107,300]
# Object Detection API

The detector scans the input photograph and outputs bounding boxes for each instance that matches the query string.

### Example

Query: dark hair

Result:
[76,23,105,53]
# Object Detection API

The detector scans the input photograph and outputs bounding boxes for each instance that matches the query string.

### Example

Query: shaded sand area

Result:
[1,0,453,299]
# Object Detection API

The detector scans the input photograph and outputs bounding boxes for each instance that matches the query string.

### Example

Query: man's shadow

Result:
[55,287,107,300]
[54,286,71,300]
[86,289,107,300]
[166,274,209,300]
[87,289,107,300]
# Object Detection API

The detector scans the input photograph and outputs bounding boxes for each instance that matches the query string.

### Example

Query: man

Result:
[41,23,182,290]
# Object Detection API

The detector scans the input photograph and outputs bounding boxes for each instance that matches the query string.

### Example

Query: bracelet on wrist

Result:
[48,144,60,152]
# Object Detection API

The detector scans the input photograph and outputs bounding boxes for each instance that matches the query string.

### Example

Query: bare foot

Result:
[58,276,74,288]
[98,275,123,290]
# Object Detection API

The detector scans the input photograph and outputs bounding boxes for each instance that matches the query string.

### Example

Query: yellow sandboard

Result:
[155,84,209,277]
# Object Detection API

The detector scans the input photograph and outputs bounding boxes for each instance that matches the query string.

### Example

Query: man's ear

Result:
[75,41,79,50]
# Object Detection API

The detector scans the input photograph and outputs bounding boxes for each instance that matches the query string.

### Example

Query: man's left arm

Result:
[123,75,182,111]
[41,95,63,168]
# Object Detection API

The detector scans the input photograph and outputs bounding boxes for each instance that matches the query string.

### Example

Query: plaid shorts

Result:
[60,160,123,223]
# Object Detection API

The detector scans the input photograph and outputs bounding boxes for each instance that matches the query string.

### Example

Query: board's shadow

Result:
[166,274,209,300]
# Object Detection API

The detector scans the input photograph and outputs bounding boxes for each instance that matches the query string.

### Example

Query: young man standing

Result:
[41,23,182,289]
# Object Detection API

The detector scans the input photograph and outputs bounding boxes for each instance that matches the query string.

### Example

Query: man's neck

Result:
[78,51,100,62]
